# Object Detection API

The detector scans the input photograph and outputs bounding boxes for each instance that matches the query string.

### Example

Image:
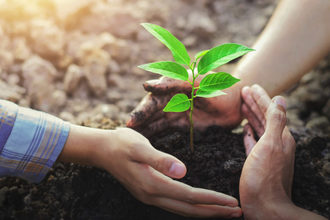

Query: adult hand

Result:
[94,127,242,218]
[127,75,242,137]
[239,85,307,219]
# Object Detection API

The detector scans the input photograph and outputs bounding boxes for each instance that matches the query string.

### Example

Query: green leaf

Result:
[194,50,209,60]
[196,89,226,98]
[138,61,188,81]
[163,94,190,112]
[199,72,240,91]
[142,23,190,66]
[198,43,254,75]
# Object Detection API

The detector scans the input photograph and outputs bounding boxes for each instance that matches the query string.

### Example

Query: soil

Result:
[0,125,329,220]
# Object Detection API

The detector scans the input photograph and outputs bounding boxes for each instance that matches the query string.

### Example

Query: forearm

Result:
[234,0,330,97]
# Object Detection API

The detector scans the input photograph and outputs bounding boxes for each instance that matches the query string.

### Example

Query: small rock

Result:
[29,19,65,58]
[185,11,217,36]
[322,162,330,176]
[0,187,8,206]
[78,45,109,96]
[64,64,83,94]
[183,36,198,47]
[293,81,327,111]
[106,90,122,103]
[57,55,73,69]
[7,73,20,86]
[22,56,58,111]
[54,0,93,25]
[80,7,139,39]
[306,116,329,133]
[287,109,304,127]
[0,50,14,71]
[223,160,242,174]
[322,100,330,120]
[300,72,315,85]
[97,33,130,63]
[23,194,31,205]
[52,90,67,108]
[0,79,25,102]
[59,111,75,123]
[11,37,31,61]
[108,60,121,74]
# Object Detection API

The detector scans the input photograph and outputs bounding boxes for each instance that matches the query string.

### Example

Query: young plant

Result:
[138,23,254,152]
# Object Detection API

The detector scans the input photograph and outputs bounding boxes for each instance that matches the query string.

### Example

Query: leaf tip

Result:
[137,64,146,70]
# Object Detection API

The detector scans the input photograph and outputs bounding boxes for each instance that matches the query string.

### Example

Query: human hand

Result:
[94,127,241,218]
[127,74,243,137]
[239,85,297,219]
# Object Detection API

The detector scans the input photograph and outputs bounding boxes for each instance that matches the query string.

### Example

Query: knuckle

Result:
[185,188,195,203]
[138,176,157,196]
[153,155,172,173]
[142,184,156,196]
[269,108,286,123]
[152,158,163,171]
[137,193,152,205]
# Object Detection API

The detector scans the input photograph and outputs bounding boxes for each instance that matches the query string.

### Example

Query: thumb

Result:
[264,96,287,142]
[134,144,187,179]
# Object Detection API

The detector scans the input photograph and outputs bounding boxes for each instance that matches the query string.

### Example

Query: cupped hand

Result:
[239,85,296,219]
[95,127,242,218]
[127,74,243,137]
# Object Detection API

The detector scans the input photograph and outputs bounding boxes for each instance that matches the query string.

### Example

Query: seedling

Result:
[138,23,254,152]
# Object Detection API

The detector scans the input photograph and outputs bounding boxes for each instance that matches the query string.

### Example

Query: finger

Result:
[243,123,257,156]
[151,176,239,206]
[143,77,191,94]
[154,197,242,218]
[138,114,188,137]
[264,96,287,143]
[251,84,272,117]
[241,86,265,126]
[136,117,170,137]
[282,127,296,154]
[242,103,264,137]
[127,93,166,128]
[132,145,187,179]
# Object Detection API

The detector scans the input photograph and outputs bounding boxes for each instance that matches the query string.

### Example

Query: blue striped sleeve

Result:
[0,100,18,153]
[0,100,70,183]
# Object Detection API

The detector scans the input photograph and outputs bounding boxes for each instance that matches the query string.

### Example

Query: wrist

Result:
[243,197,296,220]
[58,124,109,167]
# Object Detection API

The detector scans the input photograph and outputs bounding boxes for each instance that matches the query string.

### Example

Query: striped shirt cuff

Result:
[0,100,70,183]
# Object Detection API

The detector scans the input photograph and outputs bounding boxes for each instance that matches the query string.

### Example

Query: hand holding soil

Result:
[127,75,242,137]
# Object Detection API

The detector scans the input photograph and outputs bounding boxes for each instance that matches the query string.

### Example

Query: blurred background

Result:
[0,0,280,125]
[0,0,329,143]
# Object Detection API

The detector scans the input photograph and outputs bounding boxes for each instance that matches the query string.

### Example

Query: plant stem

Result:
[189,61,197,152]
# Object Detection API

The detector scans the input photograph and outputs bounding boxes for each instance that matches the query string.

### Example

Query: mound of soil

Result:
[0,125,328,219]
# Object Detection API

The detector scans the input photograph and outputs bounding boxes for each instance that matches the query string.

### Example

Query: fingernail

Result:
[274,96,286,110]
[251,84,260,89]
[169,162,186,177]
[242,86,249,93]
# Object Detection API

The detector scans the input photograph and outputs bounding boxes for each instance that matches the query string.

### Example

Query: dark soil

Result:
[0,125,328,220]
